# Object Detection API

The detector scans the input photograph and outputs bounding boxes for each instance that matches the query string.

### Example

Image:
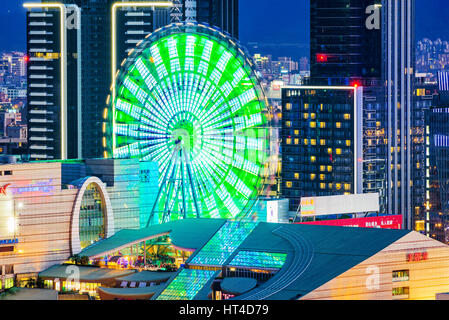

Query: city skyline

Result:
[1,0,448,54]
[4,0,449,304]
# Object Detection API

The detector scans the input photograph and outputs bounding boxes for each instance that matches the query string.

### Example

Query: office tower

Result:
[170,0,239,39]
[28,1,171,160]
[25,3,82,160]
[281,86,363,212]
[310,0,382,86]
[96,1,171,159]
[309,0,388,215]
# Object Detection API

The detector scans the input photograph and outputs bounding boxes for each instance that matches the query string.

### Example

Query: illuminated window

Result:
[320,166,326,172]
[79,183,106,250]
[320,183,326,190]
[294,173,299,179]
[336,183,342,190]
[344,184,351,191]
[286,103,292,110]
[286,121,291,127]
[311,139,317,146]
[327,148,332,154]
[414,207,420,216]
[336,148,342,155]
[303,113,309,119]
[319,122,326,129]
[336,122,341,129]
[327,166,332,172]
[344,114,351,120]
[304,139,309,145]
[392,270,410,282]
[310,174,316,180]
[346,140,351,147]
[294,130,299,135]
[320,139,326,146]
[392,287,409,299]
[310,122,316,128]
[320,174,325,181]
[304,103,309,110]
[286,138,292,145]
[286,181,292,188]
[294,138,299,145]
[310,156,316,163]
[311,113,316,120]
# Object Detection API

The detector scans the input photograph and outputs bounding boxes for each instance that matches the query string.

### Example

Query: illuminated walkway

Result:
[156,269,218,300]
[155,221,258,300]
[188,221,259,267]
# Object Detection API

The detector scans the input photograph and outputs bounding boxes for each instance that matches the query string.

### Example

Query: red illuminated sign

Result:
[316,54,328,63]
[406,251,428,262]
[0,183,11,196]
[298,215,403,230]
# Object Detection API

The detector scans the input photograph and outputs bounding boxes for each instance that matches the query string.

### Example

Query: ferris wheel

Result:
[107,23,269,225]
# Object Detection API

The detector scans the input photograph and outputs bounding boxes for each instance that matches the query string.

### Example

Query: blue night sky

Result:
[0,0,448,55]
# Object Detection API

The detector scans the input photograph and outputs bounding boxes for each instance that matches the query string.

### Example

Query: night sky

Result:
[0,0,448,55]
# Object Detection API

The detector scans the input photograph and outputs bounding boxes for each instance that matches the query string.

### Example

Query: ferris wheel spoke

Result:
[146,145,179,227]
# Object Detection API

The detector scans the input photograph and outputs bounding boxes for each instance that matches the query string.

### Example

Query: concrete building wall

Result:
[301,231,449,300]
[0,162,77,277]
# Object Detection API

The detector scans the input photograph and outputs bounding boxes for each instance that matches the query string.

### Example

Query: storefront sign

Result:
[298,215,403,230]
[406,251,428,262]
[0,238,18,246]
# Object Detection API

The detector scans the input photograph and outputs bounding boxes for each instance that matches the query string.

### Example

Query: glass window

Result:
[79,183,106,249]
[392,287,409,299]
[4,277,13,289]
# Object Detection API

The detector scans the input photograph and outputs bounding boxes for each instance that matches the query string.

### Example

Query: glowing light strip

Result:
[24,2,67,160]
[111,1,173,152]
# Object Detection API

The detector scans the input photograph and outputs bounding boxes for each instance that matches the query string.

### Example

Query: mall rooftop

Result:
[72,218,449,300]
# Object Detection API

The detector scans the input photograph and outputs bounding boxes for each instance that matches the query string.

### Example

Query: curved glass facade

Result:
[79,183,106,249]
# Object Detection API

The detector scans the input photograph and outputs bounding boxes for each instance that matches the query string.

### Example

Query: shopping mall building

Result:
[37,218,449,300]
[3,159,449,300]
[0,158,158,290]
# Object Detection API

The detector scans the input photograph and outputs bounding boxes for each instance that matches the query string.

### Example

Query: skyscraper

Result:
[27,1,172,160]
[281,85,363,212]
[382,0,416,229]
[170,0,238,39]
[25,3,81,160]
[308,0,416,229]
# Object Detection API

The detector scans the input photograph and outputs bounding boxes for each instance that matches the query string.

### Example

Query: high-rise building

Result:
[423,106,449,243]
[382,0,416,229]
[170,0,238,39]
[310,0,382,86]
[280,86,363,212]
[308,0,417,229]
[26,1,172,160]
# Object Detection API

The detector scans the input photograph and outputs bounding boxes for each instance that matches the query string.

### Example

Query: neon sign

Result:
[406,251,428,262]
[0,238,18,245]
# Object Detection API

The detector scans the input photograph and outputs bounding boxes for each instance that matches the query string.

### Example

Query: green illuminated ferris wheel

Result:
[107,23,269,225]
